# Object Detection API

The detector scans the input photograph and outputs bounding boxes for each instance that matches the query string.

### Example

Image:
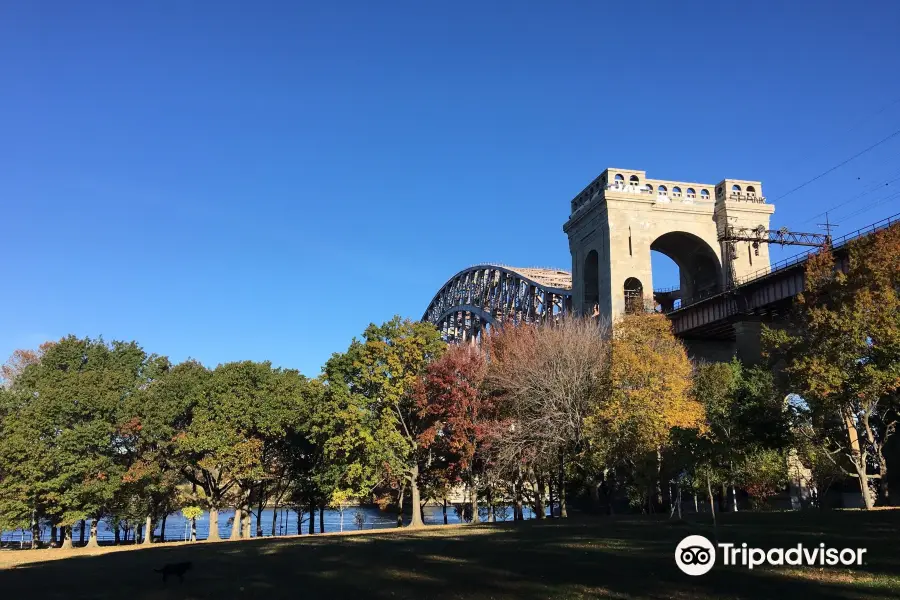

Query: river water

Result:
[1,504,537,545]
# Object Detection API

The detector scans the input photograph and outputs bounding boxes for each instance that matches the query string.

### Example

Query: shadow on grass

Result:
[1,510,899,599]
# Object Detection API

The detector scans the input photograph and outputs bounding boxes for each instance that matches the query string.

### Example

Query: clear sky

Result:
[2,1,899,377]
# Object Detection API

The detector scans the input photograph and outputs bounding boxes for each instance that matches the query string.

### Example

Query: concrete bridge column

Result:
[734,321,763,366]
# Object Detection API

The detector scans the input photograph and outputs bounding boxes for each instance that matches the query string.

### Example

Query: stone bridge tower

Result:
[563,168,775,320]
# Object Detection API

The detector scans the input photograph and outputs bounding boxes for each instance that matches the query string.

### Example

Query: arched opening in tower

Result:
[650,232,722,309]
[623,277,644,314]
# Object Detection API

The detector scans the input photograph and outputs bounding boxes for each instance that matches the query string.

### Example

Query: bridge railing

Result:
[667,212,900,313]
[733,211,899,286]
[652,286,680,294]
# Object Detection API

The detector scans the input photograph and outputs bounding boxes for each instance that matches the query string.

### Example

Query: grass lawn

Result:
[1,509,898,599]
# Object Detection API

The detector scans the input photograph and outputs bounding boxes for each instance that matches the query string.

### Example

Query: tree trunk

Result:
[397,484,405,527]
[408,468,424,528]
[60,526,72,550]
[535,473,546,519]
[114,526,120,545]
[79,520,86,545]
[30,508,39,549]
[693,492,699,513]
[442,498,448,525]
[50,526,58,547]
[160,514,168,542]
[470,476,480,524]
[190,517,196,542]
[731,482,739,512]
[558,453,568,518]
[256,484,265,538]
[231,507,242,540]
[297,508,302,536]
[319,505,325,533]
[844,411,875,509]
[548,475,555,518]
[487,486,495,523]
[308,499,315,534]
[242,507,251,539]
[199,508,213,541]
[143,515,153,545]
[588,478,601,513]
[515,467,524,520]
[605,470,616,515]
[676,483,683,520]
[655,448,664,513]
[855,463,875,509]
[707,474,717,530]
[271,505,279,537]
[86,519,99,548]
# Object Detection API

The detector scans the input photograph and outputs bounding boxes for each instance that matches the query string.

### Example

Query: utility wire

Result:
[835,191,900,222]
[773,127,900,202]
[803,169,900,224]
[780,96,900,171]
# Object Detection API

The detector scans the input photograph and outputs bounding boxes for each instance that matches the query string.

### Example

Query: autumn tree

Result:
[486,316,611,518]
[764,223,900,508]
[594,313,703,513]
[0,343,54,389]
[417,343,496,522]
[325,317,445,528]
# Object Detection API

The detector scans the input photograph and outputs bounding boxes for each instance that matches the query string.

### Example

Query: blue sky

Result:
[2,1,899,377]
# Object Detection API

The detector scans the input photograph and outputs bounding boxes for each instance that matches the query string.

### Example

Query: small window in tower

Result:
[701,189,710,199]
[658,185,667,195]
[686,187,696,198]
[629,175,640,184]
[615,174,624,182]
[732,184,742,193]
[746,185,756,195]
[672,186,682,197]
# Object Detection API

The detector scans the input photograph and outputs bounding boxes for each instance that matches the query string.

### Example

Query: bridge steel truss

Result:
[422,264,573,343]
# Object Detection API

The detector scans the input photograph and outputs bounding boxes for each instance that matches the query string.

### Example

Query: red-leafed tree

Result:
[417,343,501,523]
[0,342,55,388]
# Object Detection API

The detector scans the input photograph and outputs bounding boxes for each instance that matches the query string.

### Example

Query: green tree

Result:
[325,317,445,528]
[176,361,310,540]
[181,506,203,542]
[764,223,900,508]
[120,359,208,544]
[0,337,161,547]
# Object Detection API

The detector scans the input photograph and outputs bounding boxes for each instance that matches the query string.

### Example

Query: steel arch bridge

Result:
[422,264,573,343]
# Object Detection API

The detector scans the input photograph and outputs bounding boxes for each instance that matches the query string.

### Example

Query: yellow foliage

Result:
[599,313,704,459]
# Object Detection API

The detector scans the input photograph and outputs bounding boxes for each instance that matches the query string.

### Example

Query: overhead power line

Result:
[803,168,900,224]
[774,127,900,202]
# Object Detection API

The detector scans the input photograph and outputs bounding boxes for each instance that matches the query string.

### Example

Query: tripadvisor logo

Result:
[675,535,867,576]
[675,535,716,576]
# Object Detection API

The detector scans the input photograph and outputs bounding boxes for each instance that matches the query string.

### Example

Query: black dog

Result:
[155,561,193,583]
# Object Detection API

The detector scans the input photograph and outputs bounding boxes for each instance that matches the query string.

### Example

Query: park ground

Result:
[1,510,898,599]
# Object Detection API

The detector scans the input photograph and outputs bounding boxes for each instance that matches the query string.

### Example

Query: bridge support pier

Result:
[680,321,764,366]
[681,338,735,364]
[734,321,763,366]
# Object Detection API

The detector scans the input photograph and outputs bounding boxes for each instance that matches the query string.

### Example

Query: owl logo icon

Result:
[675,535,716,576]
